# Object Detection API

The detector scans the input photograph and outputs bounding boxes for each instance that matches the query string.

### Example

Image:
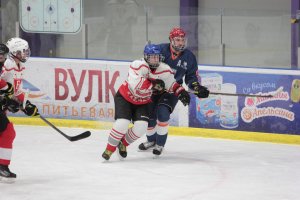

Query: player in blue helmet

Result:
[138,27,210,156]
[143,44,164,70]
[101,43,190,160]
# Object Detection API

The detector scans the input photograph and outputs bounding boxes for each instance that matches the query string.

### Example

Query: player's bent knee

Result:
[113,118,131,133]
[132,120,148,137]
[157,105,170,122]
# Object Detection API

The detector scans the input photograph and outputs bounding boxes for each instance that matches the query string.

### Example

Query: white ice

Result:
[1,125,300,200]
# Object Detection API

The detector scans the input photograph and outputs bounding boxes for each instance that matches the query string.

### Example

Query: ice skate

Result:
[0,165,16,183]
[138,141,155,151]
[153,144,163,158]
[102,149,113,161]
[117,141,127,159]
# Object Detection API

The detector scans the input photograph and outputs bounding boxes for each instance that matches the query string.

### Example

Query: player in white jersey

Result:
[0,38,39,182]
[102,44,190,160]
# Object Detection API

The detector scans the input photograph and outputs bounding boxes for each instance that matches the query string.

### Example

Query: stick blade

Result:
[69,131,91,142]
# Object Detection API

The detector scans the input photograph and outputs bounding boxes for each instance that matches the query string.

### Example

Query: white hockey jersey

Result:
[0,58,26,103]
[119,59,184,105]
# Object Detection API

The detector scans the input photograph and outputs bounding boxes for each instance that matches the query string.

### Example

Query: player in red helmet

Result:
[169,27,187,52]
[138,27,210,156]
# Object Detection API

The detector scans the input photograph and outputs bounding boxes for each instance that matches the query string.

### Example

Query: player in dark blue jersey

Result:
[138,27,210,156]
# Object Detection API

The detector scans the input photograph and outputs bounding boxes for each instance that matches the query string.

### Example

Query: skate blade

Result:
[117,154,125,161]
[101,155,111,162]
[116,151,126,161]
[137,149,152,152]
[153,154,161,159]
[137,147,155,152]
[101,158,109,163]
[0,176,16,184]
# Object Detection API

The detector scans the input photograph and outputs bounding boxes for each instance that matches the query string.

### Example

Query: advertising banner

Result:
[10,58,128,121]
[9,58,183,126]
[189,66,300,135]
[9,58,299,134]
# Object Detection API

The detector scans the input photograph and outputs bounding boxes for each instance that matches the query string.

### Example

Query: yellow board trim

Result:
[9,117,300,145]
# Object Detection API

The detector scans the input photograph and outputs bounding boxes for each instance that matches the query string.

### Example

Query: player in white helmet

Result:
[0,38,39,182]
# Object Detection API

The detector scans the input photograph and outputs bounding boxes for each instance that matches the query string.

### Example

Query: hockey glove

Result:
[0,82,14,97]
[192,82,209,98]
[23,100,39,116]
[151,79,165,94]
[178,90,190,106]
[0,96,20,113]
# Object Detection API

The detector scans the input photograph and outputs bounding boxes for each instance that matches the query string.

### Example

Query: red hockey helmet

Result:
[169,27,186,39]
[169,27,187,52]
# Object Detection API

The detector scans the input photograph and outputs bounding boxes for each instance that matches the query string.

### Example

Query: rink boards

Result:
[9,116,300,145]
[7,57,300,145]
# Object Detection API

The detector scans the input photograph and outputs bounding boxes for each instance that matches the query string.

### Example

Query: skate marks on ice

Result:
[1,125,300,200]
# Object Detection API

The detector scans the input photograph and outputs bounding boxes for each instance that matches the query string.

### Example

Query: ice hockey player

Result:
[0,38,39,182]
[101,44,190,160]
[138,27,210,156]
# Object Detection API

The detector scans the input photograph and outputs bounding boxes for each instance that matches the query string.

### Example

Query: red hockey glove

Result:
[173,83,190,106]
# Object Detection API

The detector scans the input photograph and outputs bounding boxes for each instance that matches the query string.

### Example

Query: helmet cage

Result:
[143,44,163,69]
[144,53,163,69]
[12,48,31,63]
[169,27,187,52]
[170,36,187,52]
[6,38,31,63]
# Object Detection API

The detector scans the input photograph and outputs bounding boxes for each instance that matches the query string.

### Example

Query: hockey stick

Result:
[208,92,273,98]
[39,115,91,142]
[208,87,284,98]
[1,94,91,141]
[189,91,273,97]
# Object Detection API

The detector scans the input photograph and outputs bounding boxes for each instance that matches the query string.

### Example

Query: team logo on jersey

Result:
[13,79,22,94]
[176,60,187,70]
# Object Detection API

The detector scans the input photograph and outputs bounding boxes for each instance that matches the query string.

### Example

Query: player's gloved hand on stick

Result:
[151,79,165,94]
[23,100,39,116]
[0,82,14,97]
[178,90,190,106]
[192,82,209,98]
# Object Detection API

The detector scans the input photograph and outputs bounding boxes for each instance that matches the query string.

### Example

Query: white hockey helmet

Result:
[6,37,30,63]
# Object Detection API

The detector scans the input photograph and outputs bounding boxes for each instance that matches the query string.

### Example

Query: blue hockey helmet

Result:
[144,44,163,69]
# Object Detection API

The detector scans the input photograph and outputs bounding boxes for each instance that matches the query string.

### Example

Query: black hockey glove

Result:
[178,90,190,106]
[192,82,209,98]
[0,82,14,97]
[151,79,165,94]
[23,100,39,116]
[0,96,20,113]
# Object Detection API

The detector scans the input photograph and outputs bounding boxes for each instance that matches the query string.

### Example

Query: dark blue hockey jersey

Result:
[158,43,199,89]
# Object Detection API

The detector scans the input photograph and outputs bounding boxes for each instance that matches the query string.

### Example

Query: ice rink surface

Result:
[1,125,300,200]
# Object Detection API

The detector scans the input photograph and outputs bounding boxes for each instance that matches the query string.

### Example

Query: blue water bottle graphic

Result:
[220,83,239,129]
[196,73,222,125]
